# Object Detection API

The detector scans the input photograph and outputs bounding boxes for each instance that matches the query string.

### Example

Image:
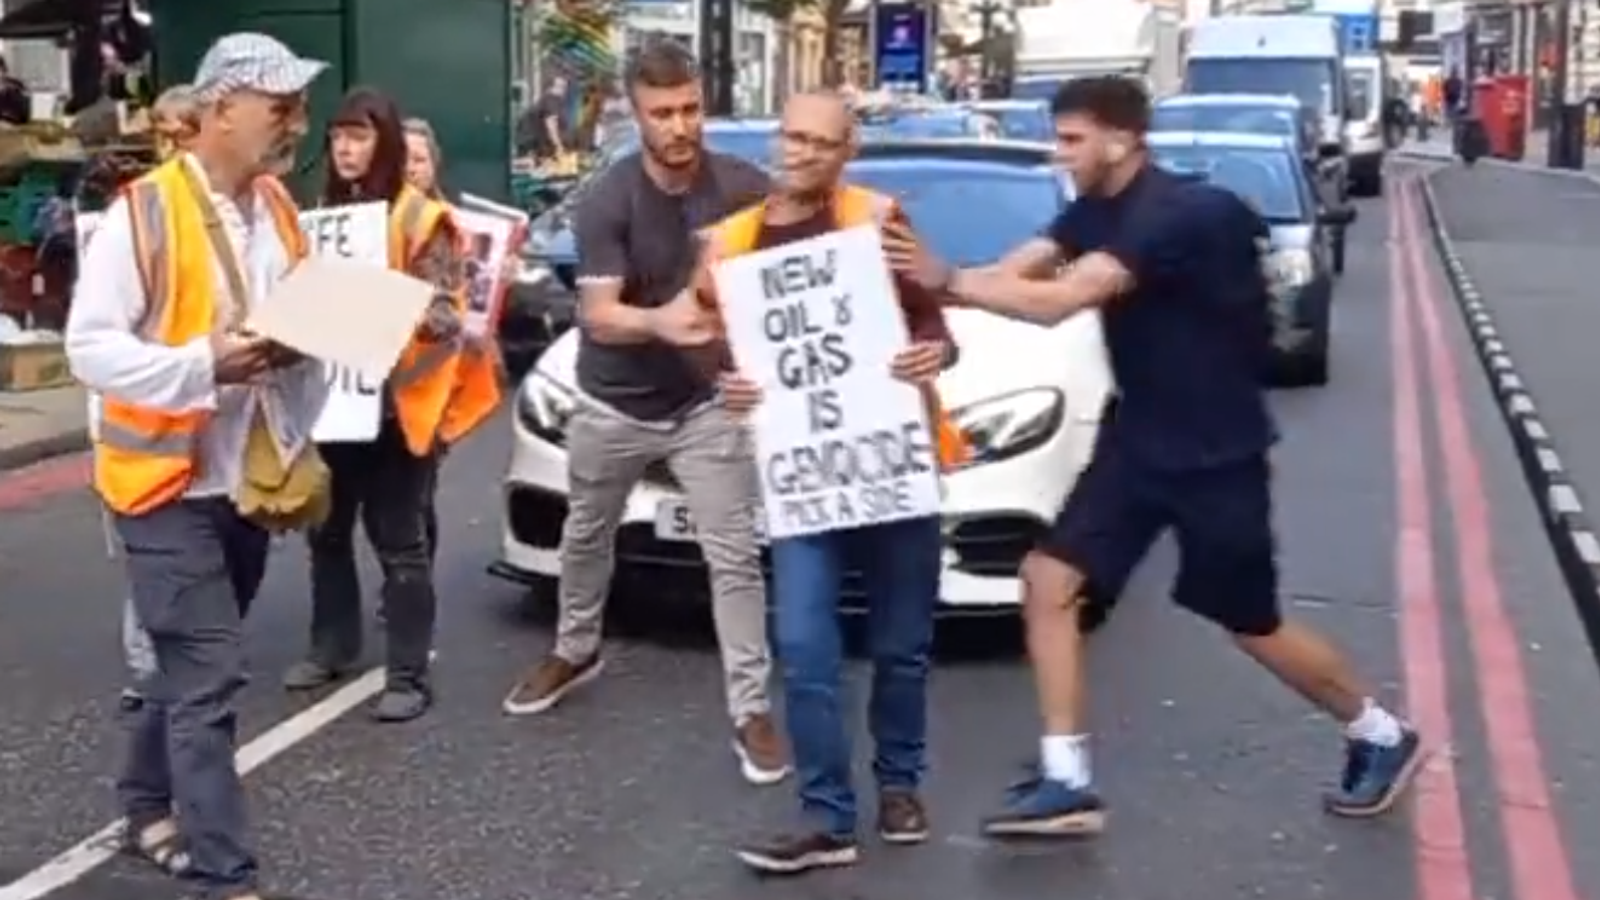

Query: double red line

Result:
[1389,174,1579,900]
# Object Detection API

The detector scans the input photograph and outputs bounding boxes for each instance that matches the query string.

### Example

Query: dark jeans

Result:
[115,497,270,900]
[306,417,439,686]
[770,515,942,836]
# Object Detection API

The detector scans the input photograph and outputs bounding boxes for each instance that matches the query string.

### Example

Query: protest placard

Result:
[293,203,390,443]
[715,224,942,541]
[451,207,525,338]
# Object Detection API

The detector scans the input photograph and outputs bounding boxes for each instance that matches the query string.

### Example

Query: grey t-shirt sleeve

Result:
[573,166,629,282]
[714,155,773,212]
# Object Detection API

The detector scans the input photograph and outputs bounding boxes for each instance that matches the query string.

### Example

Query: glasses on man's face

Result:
[779,128,846,154]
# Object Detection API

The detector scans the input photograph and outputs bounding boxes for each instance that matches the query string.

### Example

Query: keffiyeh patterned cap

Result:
[193,32,328,101]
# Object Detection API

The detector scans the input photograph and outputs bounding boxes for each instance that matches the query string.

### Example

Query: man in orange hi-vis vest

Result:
[653,92,961,875]
[64,33,330,900]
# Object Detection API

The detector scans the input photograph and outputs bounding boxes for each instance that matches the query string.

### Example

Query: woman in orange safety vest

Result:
[401,116,505,564]
[281,88,467,723]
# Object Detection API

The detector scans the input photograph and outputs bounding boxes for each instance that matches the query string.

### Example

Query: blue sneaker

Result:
[981,773,1107,838]
[1324,727,1424,817]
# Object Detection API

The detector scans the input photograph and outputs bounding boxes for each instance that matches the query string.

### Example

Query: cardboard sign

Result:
[715,224,942,540]
[294,203,392,443]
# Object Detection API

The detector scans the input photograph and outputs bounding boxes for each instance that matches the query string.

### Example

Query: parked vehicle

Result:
[1343,54,1387,195]
[1148,131,1351,387]
[1183,15,1351,207]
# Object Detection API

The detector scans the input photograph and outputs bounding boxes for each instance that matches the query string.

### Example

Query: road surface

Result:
[0,165,1596,900]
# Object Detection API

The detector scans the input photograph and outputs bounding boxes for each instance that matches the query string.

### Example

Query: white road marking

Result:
[0,667,385,900]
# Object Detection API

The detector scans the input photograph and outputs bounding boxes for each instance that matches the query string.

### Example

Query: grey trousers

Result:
[555,400,772,723]
[115,496,269,900]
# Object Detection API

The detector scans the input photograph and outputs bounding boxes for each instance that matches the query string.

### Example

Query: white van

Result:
[1342,53,1386,195]
[1182,15,1349,203]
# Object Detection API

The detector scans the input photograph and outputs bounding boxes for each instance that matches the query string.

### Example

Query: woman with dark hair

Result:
[282,86,467,723]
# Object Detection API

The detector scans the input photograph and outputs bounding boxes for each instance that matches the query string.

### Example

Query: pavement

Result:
[1420,159,1600,651]
[1402,130,1600,176]
[1,165,1599,900]
[0,385,88,472]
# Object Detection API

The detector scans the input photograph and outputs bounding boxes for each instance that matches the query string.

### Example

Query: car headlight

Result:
[949,388,1063,470]
[516,371,578,446]
[1265,248,1314,295]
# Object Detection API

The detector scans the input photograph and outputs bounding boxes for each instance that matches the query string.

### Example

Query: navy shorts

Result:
[1038,450,1282,636]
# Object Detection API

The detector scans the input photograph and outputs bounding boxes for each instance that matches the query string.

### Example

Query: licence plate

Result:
[653,499,767,543]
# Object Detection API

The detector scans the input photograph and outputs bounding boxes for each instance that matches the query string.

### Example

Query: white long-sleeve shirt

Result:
[67,156,329,501]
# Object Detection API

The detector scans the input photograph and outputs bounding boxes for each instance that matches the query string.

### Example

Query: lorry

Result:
[1011,0,1182,103]
[1182,14,1350,204]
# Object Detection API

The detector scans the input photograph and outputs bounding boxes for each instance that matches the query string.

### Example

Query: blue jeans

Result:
[771,515,942,836]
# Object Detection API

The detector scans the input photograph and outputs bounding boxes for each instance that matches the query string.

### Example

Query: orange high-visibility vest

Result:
[95,160,307,516]
[703,184,969,469]
[436,205,504,444]
[385,185,469,455]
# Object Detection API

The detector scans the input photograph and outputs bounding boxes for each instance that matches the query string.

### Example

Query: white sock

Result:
[1344,699,1404,747]
[1040,734,1091,787]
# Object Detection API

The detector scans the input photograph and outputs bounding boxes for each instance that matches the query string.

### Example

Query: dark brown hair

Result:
[623,37,700,96]
[1050,75,1151,135]
[321,86,407,205]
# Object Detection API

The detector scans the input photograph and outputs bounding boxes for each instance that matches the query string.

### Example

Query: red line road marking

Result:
[1399,178,1581,900]
[1389,176,1476,900]
[0,453,89,512]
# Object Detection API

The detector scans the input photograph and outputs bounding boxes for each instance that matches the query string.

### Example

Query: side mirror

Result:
[1320,206,1357,227]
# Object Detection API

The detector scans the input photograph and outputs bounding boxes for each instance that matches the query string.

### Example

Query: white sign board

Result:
[298,203,389,443]
[715,225,942,540]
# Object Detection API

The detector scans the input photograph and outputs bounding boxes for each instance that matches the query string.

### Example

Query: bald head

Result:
[781,91,854,145]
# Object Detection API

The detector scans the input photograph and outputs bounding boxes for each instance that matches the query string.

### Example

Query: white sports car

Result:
[491,141,1113,614]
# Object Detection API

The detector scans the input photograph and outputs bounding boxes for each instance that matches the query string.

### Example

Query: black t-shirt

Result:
[1047,166,1276,471]
[572,151,770,421]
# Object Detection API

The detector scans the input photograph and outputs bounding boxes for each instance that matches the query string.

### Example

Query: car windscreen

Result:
[1151,104,1298,139]
[1346,68,1376,120]
[1149,145,1307,223]
[861,114,980,140]
[846,161,1063,265]
[1011,78,1062,102]
[983,105,1052,141]
[1185,58,1338,117]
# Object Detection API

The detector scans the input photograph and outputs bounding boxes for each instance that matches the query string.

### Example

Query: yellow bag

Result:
[234,408,332,533]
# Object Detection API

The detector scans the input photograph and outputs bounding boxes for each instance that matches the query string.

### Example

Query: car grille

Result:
[507,486,567,549]
[948,515,1045,576]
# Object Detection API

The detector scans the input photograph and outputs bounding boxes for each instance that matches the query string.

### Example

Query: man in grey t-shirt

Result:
[500,39,790,787]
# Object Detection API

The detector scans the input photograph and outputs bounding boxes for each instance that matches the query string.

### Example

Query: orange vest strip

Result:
[384,185,468,456]
[704,184,970,470]
[96,160,306,516]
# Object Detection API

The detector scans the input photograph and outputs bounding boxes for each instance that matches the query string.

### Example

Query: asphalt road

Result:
[1,165,1598,900]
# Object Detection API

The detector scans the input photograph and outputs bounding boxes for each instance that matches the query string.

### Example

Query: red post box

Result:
[1495,74,1529,161]
[1472,77,1508,158]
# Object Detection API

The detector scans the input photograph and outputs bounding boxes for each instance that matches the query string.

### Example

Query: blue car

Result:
[1147,131,1354,387]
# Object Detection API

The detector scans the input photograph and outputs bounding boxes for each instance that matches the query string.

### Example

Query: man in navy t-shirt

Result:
[883,76,1422,837]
